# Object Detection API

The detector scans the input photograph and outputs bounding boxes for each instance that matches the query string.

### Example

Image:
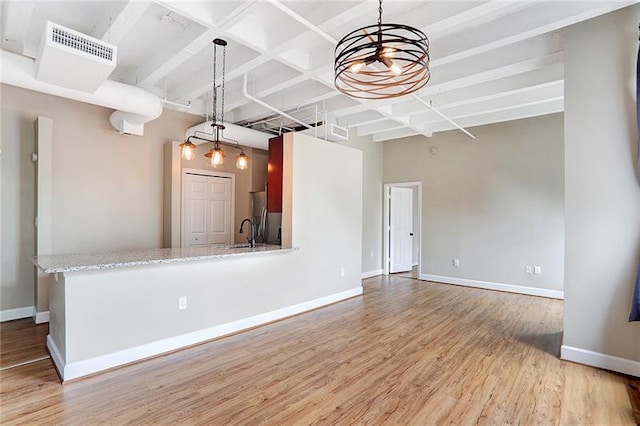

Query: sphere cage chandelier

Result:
[334,0,430,100]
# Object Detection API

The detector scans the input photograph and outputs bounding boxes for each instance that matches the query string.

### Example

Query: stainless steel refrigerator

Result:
[250,191,281,245]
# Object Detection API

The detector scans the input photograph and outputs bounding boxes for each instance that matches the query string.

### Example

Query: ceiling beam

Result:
[422,1,533,40]
[431,1,635,68]
[357,120,407,137]
[98,1,151,45]
[392,64,563,117]
[372,127,421,143]
[410,83,564,126]
[374,97,564,143]
[428,99,564,135]
[1,1,35,54]
[135,28,218,89]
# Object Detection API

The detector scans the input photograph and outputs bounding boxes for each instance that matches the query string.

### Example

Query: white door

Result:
[389,187,413,273]
[183,173,232,247]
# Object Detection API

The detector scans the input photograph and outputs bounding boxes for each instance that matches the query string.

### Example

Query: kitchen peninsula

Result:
[33,133,363,382]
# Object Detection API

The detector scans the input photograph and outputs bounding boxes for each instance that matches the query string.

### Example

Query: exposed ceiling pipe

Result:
[0,49,162,136]
[413,97,477,139]
[242,73,313,131]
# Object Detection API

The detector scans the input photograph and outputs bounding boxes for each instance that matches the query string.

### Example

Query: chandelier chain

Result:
[221,43,226,125]
[378,0,383,26]
[212,42,217,125]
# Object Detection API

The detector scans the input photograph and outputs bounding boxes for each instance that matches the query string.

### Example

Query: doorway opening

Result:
[383,182,422,279]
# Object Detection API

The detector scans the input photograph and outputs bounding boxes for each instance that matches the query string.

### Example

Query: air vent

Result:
[51,26,114,62]
[330,123,349,141]
[300,122,350,142]
[36,21,117,93]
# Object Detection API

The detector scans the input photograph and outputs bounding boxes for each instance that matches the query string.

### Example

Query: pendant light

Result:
[204,38,228,168]
[179,137,197,160]
[236,149,249,170]
[334,0,430,99]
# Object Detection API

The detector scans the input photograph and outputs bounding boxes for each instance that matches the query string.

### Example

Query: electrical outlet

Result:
[340,267,345,277]
[453,259,460,267]
[525,266,532,274]
[534,266,541,275]
[178,296,187,310]
[370,251,374,258]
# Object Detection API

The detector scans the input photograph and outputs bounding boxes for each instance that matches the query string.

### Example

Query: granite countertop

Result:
[31,244,297,274]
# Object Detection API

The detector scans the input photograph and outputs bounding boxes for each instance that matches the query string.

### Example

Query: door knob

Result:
[409,233,414,236]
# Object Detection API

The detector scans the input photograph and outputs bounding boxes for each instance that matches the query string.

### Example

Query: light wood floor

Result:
[0,275,636,424]
[0,318,49,369]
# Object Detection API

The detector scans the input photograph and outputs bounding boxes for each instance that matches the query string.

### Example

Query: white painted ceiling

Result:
[0,1,634,142]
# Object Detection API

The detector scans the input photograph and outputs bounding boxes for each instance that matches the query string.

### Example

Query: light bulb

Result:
[211,149,224,166]
[381,47,396,58]
[181,144,195,160]
[236,152,248,170]
[349,61,364,73]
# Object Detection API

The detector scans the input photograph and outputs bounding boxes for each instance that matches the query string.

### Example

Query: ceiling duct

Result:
[1,49,161,136]
[185,121,272,150]
[36,21,117,93]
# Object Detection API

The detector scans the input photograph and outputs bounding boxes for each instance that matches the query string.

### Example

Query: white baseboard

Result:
[362,269,383,280]
[420,274,564,300]
[1,306,35,322]
[561,345,640,377]
[35,311,50,324]
[56,286,363,381]
[47,335,65,378]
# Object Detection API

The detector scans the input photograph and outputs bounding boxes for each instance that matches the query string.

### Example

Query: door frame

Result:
[181,168,235,248]
[383,181,422,277]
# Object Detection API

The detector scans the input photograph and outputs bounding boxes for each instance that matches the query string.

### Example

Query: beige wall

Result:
[1,84,203,312]
[563,5,640,367]
[343,132,384,275]
[180,145,267,244]
[384,113,565,292]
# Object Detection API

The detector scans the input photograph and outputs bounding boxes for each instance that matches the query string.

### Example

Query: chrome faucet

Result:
[239,219,256,247]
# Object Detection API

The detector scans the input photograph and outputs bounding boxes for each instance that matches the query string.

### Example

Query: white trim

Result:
[412,262,418,267]
[36,116,54,317]
[47,335,65,378]
[35,311,50,324]
[181,168,236,248]
[383,182,422,277]
[561,345,640,378]
[420,274,564,299]
[56,287,363,381]
[362,269,383,279]
[1,306,35,322]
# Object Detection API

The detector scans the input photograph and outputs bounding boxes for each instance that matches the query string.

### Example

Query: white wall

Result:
[384,114,565,295]
[412,186,419,265]
[562,5,640,375]
[284,133,363,285]
[343,132,383,277]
